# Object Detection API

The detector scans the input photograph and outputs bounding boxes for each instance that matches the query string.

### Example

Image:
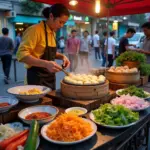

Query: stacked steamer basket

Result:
[61,74,109,100]
[105,66,140,90]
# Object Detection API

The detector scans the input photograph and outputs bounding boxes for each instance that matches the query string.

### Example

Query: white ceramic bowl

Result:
[65,107,87,116]
[18,105,59,125]
[0,96,19,113]
[7,85,51,103]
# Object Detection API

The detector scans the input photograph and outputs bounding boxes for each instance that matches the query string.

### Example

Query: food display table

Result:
[1,84,150,150]
[38,109,150,150]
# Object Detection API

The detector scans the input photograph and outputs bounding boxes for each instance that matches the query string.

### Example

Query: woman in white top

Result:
[79,31,91,68]
[105,31,116,67]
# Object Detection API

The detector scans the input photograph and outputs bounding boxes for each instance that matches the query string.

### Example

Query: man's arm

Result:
[138,49,150,55]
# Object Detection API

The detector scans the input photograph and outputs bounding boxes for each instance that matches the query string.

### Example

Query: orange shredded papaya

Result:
[46,113,93,142]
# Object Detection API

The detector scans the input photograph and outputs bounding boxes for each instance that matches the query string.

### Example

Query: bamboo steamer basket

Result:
[61,80,109,100]
[105,70,140,84]
[123,61,140,69]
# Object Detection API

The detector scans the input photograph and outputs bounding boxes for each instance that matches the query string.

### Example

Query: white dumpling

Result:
[110,66,115,70]
[77,81,83,85]
[123,65,129,69]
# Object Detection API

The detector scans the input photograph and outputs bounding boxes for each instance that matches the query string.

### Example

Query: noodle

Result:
[46,114,93,142]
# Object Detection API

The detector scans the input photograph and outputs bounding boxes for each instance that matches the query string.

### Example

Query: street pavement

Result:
[0,50,103,96]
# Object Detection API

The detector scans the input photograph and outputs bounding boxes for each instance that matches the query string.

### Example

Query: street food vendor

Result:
[16,4,70,90]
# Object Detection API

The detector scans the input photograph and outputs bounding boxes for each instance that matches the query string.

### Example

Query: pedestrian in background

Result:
[79,30,90,69]
[138,22,150,63]
[119,28,136,55]
[66,30,80,72]
[93,30,100,60]
[14,32,21,55]
[100,31,108,67]
[59,36,65,53]
[0,28,14,84]
[105,31,116,67]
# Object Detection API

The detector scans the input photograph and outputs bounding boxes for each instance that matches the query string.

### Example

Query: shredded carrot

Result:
[46,113,93,142]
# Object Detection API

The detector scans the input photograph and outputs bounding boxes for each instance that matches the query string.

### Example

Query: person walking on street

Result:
[66,30,80,72]
[14,32,21,55]
[100,31,108,67]
[0,28,14,84]
[118,28,136,55]
[79,30,90,69]
[59,36,65,53]
[93,30,100,60]
[105,31,116,67]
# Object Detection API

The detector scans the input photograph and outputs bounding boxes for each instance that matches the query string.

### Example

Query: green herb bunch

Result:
[140,63,150,76]
[116,51,146,66]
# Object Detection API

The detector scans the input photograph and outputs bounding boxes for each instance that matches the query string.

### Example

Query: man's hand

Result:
[62,55,70,69]
[45,61,62,73]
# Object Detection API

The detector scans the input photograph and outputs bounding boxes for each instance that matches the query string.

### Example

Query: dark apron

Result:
[27,21,56,90]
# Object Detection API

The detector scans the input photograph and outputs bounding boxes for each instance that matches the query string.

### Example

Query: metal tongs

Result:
[61,65,70,76]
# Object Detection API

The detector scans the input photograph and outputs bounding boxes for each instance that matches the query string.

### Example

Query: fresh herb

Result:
[140,63,150,76]
[118,85,149,98]
[92,104,139,126]
[116,51,146,66]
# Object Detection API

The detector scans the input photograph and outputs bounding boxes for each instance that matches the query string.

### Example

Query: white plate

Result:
[18,105,59,125]
[65,107,87,116]
[41,118,97,145]
[7,85,51,103]
[0,96,19,113]
[89,112,138,129]
[111,99,150,112]
[116,89,150,100]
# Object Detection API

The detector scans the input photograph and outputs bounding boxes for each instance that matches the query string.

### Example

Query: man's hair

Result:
[127,28,136,33]
[110,31,115,36]
[103,31,107,36]
[71,29,77,33]
[2,28,9,35]
[141,22,150,29]
[95,30,98,34]
[83,30,89,35]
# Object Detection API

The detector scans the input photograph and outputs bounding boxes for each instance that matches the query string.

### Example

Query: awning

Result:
[32,0,150,18]
[9,15,44,24]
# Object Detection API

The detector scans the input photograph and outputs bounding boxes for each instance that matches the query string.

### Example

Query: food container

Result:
[7,85,51,103]
[123,61,140,69]
[61,80,109,100]
[0,96,19,113]
[90,67,107,76]
[105,70,140,84]
[18,105,59,124]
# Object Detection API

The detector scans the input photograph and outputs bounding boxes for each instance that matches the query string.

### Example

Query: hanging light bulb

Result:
[69,0,78,6]
[95,0,101,14]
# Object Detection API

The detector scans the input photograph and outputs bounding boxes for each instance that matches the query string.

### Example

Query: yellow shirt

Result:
[17,21,56,68]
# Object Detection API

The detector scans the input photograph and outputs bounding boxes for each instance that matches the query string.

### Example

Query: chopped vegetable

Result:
[46,113,93,142]
[5,133,28,150]
[0,129,28,150]
[112,95,150,110]
[92,104,139,126]
[118,86,149,98]
[24,120,39,150]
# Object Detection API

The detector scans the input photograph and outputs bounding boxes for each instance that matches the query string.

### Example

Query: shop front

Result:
[59,14,92,39]
[9,15,44,38]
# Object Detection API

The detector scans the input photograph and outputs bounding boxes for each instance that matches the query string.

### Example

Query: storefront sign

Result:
[69,15,89,22]
[113,22,118,30]
[74,16,82,21]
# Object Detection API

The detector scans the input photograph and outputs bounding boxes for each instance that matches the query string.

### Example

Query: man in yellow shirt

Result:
[17,4,70,90]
